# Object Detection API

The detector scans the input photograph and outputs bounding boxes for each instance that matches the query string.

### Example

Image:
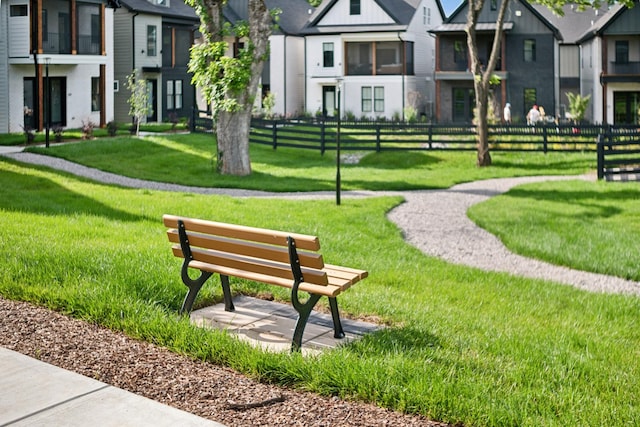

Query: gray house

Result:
[113,0,199,124]
[430,0,561,123]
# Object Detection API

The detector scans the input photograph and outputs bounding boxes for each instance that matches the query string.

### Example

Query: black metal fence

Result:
[597,133,640,181]
[192,111,640,180]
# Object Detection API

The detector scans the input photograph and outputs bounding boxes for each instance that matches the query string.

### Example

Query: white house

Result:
[0,0,119,134]
[577,2,640,125]
[301,0,445,120]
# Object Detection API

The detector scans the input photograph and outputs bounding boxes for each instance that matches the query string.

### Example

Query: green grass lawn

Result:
[2,136,640,426]
[23,133,595,191]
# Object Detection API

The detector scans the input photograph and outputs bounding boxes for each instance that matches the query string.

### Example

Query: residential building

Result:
[0,0,119,134]
[113,0,198,124]
[301,0,445,121]
[219,0,315,118]
[430,0,562,123]
[578,2,640,124]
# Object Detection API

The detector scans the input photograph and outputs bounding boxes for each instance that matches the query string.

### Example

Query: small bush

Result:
[81,120,95,140]
[106,121,118,137]
[53,125,64,142]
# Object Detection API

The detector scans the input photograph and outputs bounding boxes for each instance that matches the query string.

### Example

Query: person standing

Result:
[503,103,512,124]
[527,104,540,125]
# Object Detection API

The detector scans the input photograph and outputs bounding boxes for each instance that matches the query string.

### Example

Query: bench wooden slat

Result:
[167,229,325,269]
[325,264,369,281]
[164,215,321,251]
[187,260,344,297]
[171,246,330,286]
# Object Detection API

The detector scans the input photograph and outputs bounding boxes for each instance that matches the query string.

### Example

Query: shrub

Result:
[106,121,118,137]
[81,120,95,140]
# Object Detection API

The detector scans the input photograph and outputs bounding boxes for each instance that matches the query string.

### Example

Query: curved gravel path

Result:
[4,151,640,297]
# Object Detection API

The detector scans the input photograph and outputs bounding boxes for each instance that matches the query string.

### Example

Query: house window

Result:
[362,87,372,112]
[350,0,360,15]
[405,41,414,75]
[147,25,157,56]
[423,7,426,25]
[454,40,467,67]
[91,77,100,112]
[374,86,384,112]
[491,0,497,10]
[167,80,183,110]
[376,41,402,74]
[323,42,334,67]
[524,39,536,62]
[615,40,629,64]
[77,3,100,54]
[10,4,28,16]
[524,88,537,115]
[347,42,372,75]
[347,41,411,76]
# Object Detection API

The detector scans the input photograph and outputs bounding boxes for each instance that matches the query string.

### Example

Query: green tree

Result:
[187,0,275,176]
[466,0,635,167]
[125,70,151,137]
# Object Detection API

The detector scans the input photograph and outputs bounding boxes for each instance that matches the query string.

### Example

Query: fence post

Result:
[272,119,278,149]
[191,108,196,133]
[376,125,381,152]
[542,126,548,154]
[320,119,326,155]
[428,125,433,150]
[596,134,604,180]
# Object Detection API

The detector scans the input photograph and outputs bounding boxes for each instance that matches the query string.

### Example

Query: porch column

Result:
[71,0,77,54]
[100,64,106,127]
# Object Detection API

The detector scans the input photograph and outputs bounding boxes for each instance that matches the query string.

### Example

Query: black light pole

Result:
[336,78,343,205]
[45,58,50,148]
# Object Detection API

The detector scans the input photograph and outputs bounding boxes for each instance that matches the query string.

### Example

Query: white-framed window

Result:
[323,42,334,67]
[147,25,157,56]
[350,0,360,15]
[362,86,372,112]
[91,77,100,112]
[114,80,119,92]
[166,80,183,110]
[374,86,384,112]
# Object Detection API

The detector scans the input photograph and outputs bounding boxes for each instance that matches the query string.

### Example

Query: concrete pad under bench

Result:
[190,296,381,354]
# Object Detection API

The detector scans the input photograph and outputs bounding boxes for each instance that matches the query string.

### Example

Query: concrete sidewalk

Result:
[0,348,225,427]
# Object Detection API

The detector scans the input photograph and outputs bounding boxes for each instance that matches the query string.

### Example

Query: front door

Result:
[49,77,66,126]
[614,91,640,125]
[453,87,475,123]
[323,86,336,118]
[146,79,157,122]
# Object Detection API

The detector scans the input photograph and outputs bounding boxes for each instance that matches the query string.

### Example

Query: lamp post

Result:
[44,57,51,148]
[335,78,343,206]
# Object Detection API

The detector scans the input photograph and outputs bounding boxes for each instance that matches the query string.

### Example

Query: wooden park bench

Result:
[163,214,368,351]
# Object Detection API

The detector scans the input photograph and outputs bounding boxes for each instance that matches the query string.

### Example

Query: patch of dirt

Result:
[0,297,447,426]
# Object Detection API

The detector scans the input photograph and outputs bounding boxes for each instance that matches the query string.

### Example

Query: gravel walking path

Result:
[4,150,640,297]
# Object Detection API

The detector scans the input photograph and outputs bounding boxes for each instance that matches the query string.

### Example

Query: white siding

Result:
[8,0,30,58]
[318,0,394,25]
[0,1,10,132]
[135,15,162,69]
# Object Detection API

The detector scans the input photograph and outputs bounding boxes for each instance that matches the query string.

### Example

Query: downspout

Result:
[31,0,40,130]
[303,36,307,115]
[283,35,287,116]
[398,32,405,120]
[132,12,138,70]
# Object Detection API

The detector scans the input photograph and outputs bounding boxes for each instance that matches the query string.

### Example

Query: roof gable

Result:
[308,0,419,28]
[119,0,198,21]
[437,0,560,39]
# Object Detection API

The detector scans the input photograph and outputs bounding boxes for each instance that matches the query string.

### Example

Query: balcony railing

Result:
[43,32,72,54]
[77,35,101,55]
[41,32,100,55]
[609,61,640,75]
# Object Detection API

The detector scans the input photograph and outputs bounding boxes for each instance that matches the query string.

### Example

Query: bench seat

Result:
[163,214,368,351]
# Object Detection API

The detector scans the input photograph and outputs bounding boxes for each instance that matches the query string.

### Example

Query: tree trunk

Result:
[217,109,252,176]
[475,84,492,166]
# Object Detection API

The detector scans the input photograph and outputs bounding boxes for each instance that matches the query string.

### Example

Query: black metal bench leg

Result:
[328,297,345,339]
[220,274,235,312]
[180,267,213,314]
[291,293,321,352]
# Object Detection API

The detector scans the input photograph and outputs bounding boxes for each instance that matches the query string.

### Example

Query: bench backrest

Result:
[163,214,330,287]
